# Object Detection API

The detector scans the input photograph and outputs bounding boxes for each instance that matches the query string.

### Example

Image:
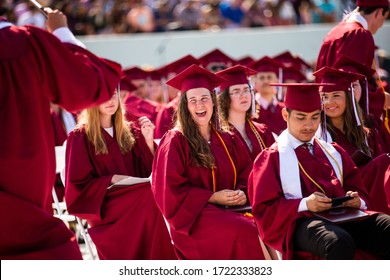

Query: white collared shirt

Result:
[346,12,368,30]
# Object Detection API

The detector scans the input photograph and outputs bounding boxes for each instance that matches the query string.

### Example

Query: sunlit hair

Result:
[77,99,135,155]
[217,86,253,131]
[322,89,371,156]
[174,90,218,168]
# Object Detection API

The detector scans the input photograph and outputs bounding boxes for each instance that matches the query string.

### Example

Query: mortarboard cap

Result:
[273,51,296,67]
[248,56,283,75]
[333,55,376,78]
[215,65,257,91]
[356,0,389,7]
[159,55,200,77]
[282,65,307,82]
[235,56,255,67]
[145,69,163,81]
[120,76,138,92]
[123,66,149,80]
[270,83,326,112]
[198,49,236,72]
[312,66,365,92]
[166,64,227,93]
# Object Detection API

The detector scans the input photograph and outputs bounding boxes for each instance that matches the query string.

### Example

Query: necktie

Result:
[302,143,313,155]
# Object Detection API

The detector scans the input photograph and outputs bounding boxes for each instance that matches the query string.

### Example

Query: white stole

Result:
[0,21,12,29]
[278,130,343,199]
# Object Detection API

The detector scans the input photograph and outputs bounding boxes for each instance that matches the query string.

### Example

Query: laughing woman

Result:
[216,65,275,162]
[151,64,265,260]
[64,91,176,260]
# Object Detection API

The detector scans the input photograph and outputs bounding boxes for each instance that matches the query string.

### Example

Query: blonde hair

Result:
[77,101,135,155]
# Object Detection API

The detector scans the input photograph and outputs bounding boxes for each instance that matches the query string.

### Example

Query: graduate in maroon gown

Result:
[313,67,390,215]
[151,64,265,260]
[0,9,121,260]
[216,65,275,162]
[64,91,176,260]
[316,0,390,123]
[248,83,390,260]
[248,56,287,135]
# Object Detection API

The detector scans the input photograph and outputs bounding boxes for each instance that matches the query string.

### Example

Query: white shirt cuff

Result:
[52,27,86,48]
[298,198,308,212]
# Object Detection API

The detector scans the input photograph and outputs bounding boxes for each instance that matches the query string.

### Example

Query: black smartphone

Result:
[331,195,353,207]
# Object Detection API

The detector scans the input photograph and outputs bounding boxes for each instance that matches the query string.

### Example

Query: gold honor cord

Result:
[297,161,326,194]
[211,126,237,192]
[373,60,390,133]
[247,119,266,151]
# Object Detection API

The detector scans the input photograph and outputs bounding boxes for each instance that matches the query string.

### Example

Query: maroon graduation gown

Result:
[316,20,384,117]
[330,127,390,215]
[154,96,179,139]
[252,102,286,135]
[152,129,265,260]
[123,93,161,125]
[65,126,176,260]
[0,25,121,259]
[231,120,275,162]
[248,141,371,259]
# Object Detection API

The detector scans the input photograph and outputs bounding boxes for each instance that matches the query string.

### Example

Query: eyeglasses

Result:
[229,88,251,97]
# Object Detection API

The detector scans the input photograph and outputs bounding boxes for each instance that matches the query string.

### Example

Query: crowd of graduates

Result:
[1,0,390,261]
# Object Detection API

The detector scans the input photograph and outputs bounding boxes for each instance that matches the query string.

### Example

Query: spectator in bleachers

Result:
[219,0,245,28]
[173,0,202,30]
[199,0,224,31]
[127,0,155,33]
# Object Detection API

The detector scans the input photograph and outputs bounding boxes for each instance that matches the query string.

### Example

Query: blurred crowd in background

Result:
[3,0,388,36]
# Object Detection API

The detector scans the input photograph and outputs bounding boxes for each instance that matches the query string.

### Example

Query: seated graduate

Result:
[248,83,390,260]
[64,90,176,260]
[313,66,390,215]
[151,64,265,260]
[216,65,276,162]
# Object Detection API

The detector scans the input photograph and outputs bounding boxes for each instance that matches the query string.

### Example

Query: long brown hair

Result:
[217,86,253,131]
[77,101,135,155]
[175,90,218,168]
[324,89,371,156]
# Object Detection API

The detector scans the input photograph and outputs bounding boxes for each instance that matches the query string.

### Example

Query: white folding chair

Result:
[259,236,282,260]
[53,145,98,260]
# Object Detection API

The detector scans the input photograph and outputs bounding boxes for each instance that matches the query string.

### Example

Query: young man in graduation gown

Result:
[0,9,121,259]
[316,0,390,122]
[248,83,390,260]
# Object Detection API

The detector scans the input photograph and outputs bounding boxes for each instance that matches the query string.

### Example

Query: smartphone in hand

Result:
[331,195,353,207]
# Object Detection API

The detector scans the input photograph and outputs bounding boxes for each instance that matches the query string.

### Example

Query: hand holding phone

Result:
[331,195,353,207]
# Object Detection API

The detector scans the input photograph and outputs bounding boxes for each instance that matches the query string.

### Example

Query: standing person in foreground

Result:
[316,0,390,120]
[64,92,176,260]
[248,83,390,260]
[0,8,122,259]
[151,64,265,260]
